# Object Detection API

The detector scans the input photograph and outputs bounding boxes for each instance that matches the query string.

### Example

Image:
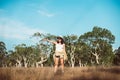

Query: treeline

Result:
[0,26,120,67]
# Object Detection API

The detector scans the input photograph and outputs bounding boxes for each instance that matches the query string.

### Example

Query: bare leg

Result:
[54,57,59,73]
[60,58,64,73]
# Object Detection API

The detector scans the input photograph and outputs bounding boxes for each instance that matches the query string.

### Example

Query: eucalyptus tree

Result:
[113,47,120,66]
[31,32,57,67]
[0,41,7,67]
[41,33,57,66]
[75,41,90,67]
[6,50,17,67]
[13,44,34,67]
[63,34,78,67]
[79,26,115,65]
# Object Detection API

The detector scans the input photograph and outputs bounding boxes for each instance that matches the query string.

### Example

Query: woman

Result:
[44,36,67,73]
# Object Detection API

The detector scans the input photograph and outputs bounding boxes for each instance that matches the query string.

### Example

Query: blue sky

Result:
[0,0,120,51]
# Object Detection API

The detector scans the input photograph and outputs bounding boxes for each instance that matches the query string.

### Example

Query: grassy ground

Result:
[0,66,120,80]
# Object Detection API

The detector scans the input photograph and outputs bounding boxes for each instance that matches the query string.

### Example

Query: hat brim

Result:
[57,36,63,39]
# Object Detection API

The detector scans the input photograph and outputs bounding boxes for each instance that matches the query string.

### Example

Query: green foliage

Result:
[78,26,115,66]
[113,47,120,65]
[0,41,7,67]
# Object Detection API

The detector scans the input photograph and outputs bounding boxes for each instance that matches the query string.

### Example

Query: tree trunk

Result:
[24,63,28,68]
[71,55,75,68]
[36,57,47,67]
[70,45,76,68]
[79,59,82,67]
[91,52,99,64]
[23,57,28,68]
[16,59,22,67]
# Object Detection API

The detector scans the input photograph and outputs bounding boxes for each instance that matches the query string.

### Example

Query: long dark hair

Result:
[57,36,64,44]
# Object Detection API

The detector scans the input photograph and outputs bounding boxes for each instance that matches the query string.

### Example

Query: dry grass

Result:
[0,66,120,80]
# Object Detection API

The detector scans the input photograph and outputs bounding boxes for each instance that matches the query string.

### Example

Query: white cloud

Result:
[0,18,45,40]
[38,10,55,17]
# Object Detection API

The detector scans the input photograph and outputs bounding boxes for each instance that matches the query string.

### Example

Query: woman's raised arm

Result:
[43,38,56,44]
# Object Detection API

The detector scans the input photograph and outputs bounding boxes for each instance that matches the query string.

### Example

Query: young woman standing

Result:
[44,36,67,73]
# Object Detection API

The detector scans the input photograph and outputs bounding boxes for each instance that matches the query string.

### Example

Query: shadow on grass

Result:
[97,67,120,74]
[0,68,12,80]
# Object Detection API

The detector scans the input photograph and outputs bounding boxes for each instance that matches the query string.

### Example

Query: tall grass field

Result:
[0,66,120,80]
